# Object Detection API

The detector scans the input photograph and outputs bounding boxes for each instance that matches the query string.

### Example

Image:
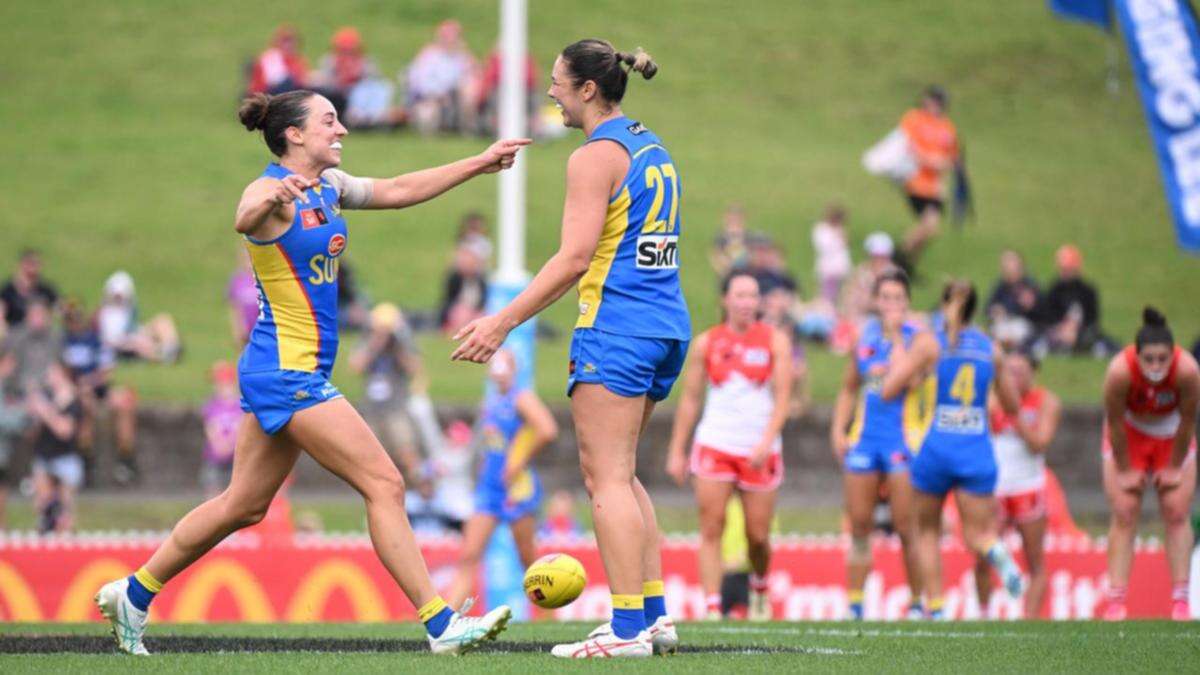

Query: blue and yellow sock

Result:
[847,589,864,619]
[611,594,646,639]
[643,580,667,625]
[419,596,454,639]
[125,567,161,612]
[928,596,944,619]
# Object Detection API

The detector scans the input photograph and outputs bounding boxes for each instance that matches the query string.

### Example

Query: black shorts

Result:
[907,194,944,216]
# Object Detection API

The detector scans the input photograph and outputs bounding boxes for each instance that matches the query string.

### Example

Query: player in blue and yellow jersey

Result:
[831,268,925,620]
[95,89,530,656]
[452,40,687,658]
[446,350,558,611]
[881,280,1025,619]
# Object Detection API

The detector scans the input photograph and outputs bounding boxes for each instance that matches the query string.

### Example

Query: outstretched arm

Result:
[363,138,530,210]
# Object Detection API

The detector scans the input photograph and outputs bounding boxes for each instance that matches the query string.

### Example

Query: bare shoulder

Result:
[1177,349,1200,384]
[242,176,278,198]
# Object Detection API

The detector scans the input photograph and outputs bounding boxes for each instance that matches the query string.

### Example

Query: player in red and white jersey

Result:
[666,272,793,621]
[1101,307,1199,621]
[975,350,1060,618]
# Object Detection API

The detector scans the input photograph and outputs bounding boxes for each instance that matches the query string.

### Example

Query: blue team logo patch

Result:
[627,122,648,135]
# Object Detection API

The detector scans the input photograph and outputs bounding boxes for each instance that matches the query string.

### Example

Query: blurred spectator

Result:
[539,489,583,539]
[200,361,240,497]
[811,204,851,306]
[475,45,540,136]
[228,249,259,346]
[28,362,83,533]
[60,300,138,487]
[1035,245,1116,358]
[985,249,1042,349]
[839,232,897,325]
[0,299,60,397]
[247,24,309,96]
[709,204,753,277]
[746,239,798,298]
[898,86,958,270]
[456,211,493,266]
[337,258,370,331]
[1,249,58,329]
[760,288,811,418]
[0,374,27,529]
[312,27,405,130]
[406,419,475,535]
[439,242,488,335]
[349,303,428,481]
[405,20,479,134]
[97,271,181,363]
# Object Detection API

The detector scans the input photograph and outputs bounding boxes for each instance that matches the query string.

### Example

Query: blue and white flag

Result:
[1116,0,1200,252]
[1049,0,1113,29]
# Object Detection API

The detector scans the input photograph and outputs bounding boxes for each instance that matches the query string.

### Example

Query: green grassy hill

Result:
[3,1,1196,405]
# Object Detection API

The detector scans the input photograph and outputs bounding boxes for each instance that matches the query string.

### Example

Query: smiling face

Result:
[284,95,347,169]
[548,55,595,129]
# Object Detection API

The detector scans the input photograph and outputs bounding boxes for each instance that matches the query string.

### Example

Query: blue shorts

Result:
[844,439,912,474]
[239,368,343,435]
[474,456,542,522]
[910,441,996,496]
[566,328,689,401]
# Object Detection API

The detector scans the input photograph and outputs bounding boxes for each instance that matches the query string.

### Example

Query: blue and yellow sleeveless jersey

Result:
[475,386,541,521]
[575,117,690,340]
[844,320,927,472]
[240,163,347,378]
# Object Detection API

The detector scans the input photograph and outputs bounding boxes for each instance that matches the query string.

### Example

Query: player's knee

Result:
[745,525,770,552]
[1161,501,1189,527]
[699,515,725,542]
[224,497,270,529]
[1110,506,1138,529]
[366,467,406,505]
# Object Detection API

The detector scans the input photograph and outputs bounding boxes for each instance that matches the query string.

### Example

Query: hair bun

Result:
[628,48,657,80]
[1142,305,1168,327]
[237,93,272,132]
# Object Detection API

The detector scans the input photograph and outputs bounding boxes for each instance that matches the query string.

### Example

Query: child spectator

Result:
[28,362,83,533]
[200,361,240,497]
[96,271,181,363]
[405,20,478,134]
[1,249,58,329]
[811,204,852,306]
[246,24,309,96]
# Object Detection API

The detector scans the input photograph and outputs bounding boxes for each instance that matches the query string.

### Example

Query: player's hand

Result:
[269,175,320,206]
[748,442,772,469]
[831,433,850,461]
[502,463,523,486]
[1116,467,1145,493]
[666,449,688,486]
[477,138,532,174]
[1155,465,1184,490]
[451,313,513,364]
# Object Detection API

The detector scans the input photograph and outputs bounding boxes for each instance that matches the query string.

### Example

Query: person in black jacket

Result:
[985,250,1041,348]
[1036,245,1116,357]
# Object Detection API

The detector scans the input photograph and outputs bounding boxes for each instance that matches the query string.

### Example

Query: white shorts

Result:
[33,454,84,490]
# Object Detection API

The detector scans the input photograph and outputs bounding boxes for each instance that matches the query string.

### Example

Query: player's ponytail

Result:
[941,279,977,348]
[237,89,316,157]
[1135,305,1174,351]
[561,39,657,104]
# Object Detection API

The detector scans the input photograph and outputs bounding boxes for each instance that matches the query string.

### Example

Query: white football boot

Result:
[586,615,678,655]
[94,578,150,655]
[427,604,512,655]
[551,629,652,658]
[748,590,772,622]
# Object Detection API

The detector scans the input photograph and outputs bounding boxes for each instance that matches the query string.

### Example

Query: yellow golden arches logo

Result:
[285,559,388,623]
[171,559,275,622]
[0,560,44,621]
[56,559,131,621]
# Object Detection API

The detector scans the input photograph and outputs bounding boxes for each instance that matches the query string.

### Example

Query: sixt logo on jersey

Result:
[636,235,679,269]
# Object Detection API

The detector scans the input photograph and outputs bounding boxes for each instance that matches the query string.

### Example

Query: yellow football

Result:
[523,553,587,609]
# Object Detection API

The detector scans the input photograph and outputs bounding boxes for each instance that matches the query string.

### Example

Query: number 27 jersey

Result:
[575,116,691,340]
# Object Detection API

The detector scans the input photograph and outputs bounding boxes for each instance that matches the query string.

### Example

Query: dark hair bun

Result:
[238,93,272,132]
[617,48,658,80]
[1142,305,1167,328]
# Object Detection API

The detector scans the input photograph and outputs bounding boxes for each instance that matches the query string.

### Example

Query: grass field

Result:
[4,1,1198,405]
[2,620,1198,672]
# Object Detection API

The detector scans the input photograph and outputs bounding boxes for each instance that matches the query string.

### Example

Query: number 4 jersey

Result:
[575,116,691,340]
[924,326,995,451]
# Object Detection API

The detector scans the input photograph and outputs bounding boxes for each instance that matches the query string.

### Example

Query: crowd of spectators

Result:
[244,21,550,138]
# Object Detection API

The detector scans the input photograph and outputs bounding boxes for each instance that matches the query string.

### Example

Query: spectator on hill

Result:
[96,271,181,363]
[475,45,540,136]
[746,239,798,298]
[709,204,755,277]
[246,24,309,96]
[1035,244,1116,358]
[405,19,478,134]
[439,242,488,335]
[986,249,1042,349]
[312,27,405,130]
[60,299,138,487]
[1,249,58,329]
[760,286,811,418]
[812,204,852,307]
[336,258,370,331]
[898,86,958,271]
[456,211,494,266]
[28,361,83,533]
[349,303,428,478]
[0,299,60,397]
[0,373,27,530]
[227,249,259,346]
[200,361,240,497]
[539,489,583,539]
[839,232,899,327]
